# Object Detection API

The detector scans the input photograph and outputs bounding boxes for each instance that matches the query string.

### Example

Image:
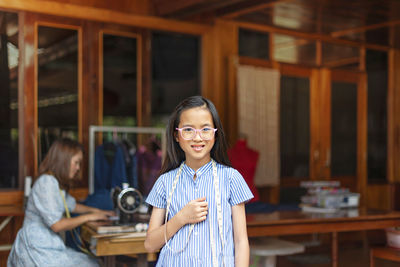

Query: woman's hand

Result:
[177,197,208,225]
[86,209,116,221]
[86,212,109,222]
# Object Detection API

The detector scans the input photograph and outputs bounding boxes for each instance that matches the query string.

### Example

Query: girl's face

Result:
[176,107,215,170]
[69,151,83,179]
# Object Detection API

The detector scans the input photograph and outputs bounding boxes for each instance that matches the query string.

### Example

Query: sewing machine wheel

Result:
[117,187,143,214]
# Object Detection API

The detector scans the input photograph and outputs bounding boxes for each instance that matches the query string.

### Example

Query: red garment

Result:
[228,139,259,202]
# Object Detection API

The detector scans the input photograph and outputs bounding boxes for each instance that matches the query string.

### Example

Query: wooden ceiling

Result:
[153,0,400,48]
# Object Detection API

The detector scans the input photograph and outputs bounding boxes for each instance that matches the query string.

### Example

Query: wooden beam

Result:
[219,0,291,19]
[331,20,400,38]
[153,0,206,16]
[323,56,359,68]
[0,0,210,35]
[156,0,245,19]
[235,20,391,51]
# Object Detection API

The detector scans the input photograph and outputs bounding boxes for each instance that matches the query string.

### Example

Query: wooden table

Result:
[81,222,155,267]
[0,205,24,251]
[246,209,400,267]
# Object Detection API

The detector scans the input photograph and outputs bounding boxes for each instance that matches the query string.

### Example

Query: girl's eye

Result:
[183,128,194,132]
[202,128,212,132]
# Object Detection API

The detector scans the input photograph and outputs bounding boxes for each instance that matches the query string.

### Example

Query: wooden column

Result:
[140,29,152,127]
[19,12,37,182]
[204,19,238,146]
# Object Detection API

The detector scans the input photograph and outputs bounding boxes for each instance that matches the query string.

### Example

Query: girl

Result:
[145,96,253,266]
[8,138,114,267]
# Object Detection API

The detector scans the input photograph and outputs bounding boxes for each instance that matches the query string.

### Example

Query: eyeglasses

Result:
[176,127,217,140]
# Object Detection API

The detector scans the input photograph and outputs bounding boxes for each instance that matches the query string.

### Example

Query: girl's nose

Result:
[193,131,202,141]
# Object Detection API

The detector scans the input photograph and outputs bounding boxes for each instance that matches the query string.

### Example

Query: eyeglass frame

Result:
[175,127,217,140]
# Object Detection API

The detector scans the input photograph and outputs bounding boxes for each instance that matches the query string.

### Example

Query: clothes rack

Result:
[88,125,166,194]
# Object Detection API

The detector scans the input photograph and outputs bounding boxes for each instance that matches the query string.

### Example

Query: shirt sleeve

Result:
[145,175,166,209]
[31,175,65,227]
[66,192,77,212]
[229,169,254,206]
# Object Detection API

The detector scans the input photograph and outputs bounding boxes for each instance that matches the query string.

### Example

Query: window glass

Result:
[102,34,137,127]
[331,82,357,177]
[280,76,310,178]
[37,26,79,161]
[367,50,387,181]
[0,11,19,188]
[274,34,316,66]
[151,31,200,126]
[239,28,269,60]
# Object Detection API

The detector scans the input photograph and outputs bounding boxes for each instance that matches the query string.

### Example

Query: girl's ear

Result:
[174,132,179,143]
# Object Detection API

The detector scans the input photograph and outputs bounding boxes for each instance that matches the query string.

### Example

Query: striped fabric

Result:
[146,160,253,267]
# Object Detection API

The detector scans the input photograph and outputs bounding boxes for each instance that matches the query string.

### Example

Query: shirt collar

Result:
[182,159,213,179]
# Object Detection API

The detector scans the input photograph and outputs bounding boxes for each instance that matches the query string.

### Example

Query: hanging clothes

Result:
[84,142,128,210]
[94,142,127,191]
[120,139,139,189]
[137,137,162,196]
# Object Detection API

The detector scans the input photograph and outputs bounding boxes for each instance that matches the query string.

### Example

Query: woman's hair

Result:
[160,95,231,174]
[37,138,84,191]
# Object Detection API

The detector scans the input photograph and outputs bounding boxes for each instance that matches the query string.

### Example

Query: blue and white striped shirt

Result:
[146,160,253,267]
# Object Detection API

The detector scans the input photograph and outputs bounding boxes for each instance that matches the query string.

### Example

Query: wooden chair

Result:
[370,247,400,267]
[250,237,305,267]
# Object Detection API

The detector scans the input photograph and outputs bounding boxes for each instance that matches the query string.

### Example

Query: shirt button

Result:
[194,231,198,235]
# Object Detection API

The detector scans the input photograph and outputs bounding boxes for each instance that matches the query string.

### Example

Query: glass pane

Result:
[274,34,316,66]
[331,82,357,177]
[0,11,19,188]
[367,50,387,181]
[238,28,269,60]
[280,76,310,177]
[38,26,78,161]
[322,43,359,70]
[151,32,200,126]
[103,34,137,127]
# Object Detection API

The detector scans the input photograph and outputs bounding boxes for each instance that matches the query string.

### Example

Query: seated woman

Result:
[8,138,114,267]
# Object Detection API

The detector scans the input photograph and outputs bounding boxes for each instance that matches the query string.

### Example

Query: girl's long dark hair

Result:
[160,96,231,175]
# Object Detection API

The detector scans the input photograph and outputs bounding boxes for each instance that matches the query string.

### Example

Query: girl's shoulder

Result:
[215,161,238,173]
[157,167,180,182]
[33,174,59,190]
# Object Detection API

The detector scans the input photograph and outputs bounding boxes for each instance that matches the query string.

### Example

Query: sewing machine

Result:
[111,184,143,225]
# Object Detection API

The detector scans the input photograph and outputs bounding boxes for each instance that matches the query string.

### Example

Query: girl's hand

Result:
[178,197,208,225]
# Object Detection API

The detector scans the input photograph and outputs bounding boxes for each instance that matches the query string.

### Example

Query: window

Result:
[0,11,19,188]
[280,76,310,178]
[102,33,138,127]
[151,31,200,125]
[37,25,79,161]
[367,50,387,181]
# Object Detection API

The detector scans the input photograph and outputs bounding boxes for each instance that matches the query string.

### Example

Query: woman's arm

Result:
[51,203,115,233]
[72,203,114,216]
[50,212,108,233]
[144,197,208,253]
[232,203,250,267]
